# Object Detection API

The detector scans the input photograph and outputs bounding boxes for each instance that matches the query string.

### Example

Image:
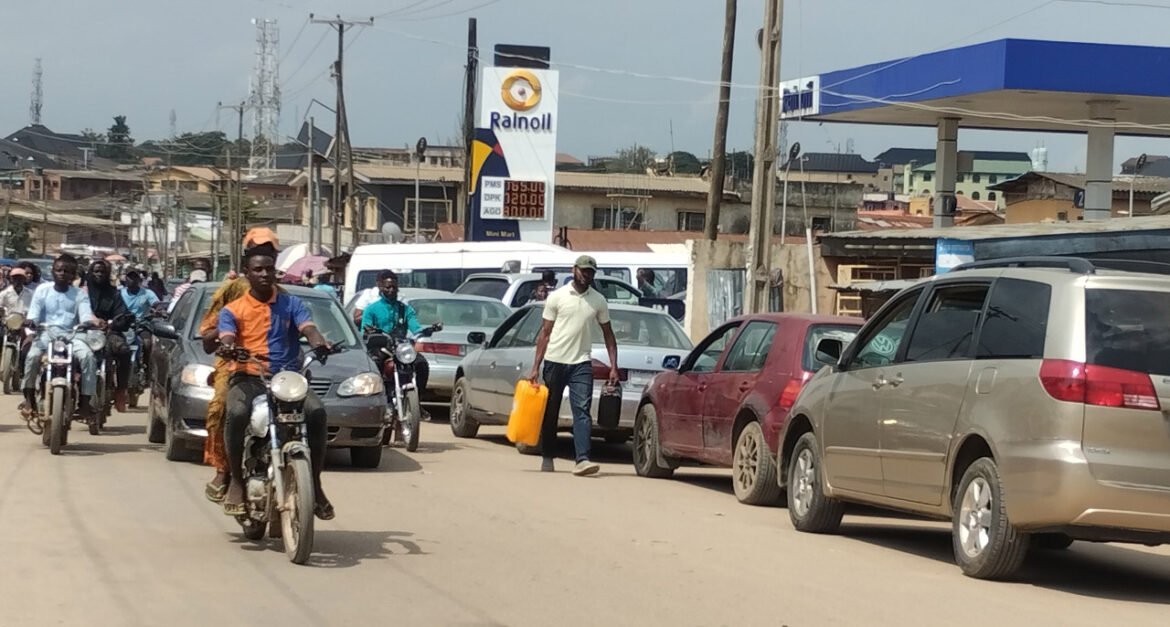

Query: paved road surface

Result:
[1,397,1168,626]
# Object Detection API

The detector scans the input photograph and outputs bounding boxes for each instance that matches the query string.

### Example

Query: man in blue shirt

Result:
[120,269,161,390]
[22,254,100,423]
[360,270,431,395]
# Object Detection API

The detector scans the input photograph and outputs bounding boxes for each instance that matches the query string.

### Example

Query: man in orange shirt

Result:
[211,241,334,519]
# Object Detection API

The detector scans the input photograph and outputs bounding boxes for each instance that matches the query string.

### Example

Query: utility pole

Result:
[311,13,374,254]
[461,18,478,228]
[218,100,247,269]
[705,0,737,241]
[307,115,317,251]
[745,0,784,314]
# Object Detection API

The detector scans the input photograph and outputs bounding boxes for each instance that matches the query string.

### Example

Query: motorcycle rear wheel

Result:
[49,389,66,455]
[402,389,421,453]
[280,457,315,565]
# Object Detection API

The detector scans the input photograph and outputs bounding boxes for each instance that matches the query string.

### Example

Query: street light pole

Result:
[414,137,428,243]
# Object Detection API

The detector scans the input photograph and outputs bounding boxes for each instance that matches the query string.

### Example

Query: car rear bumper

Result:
[1001,440,1170,536]
[424,361,458,402]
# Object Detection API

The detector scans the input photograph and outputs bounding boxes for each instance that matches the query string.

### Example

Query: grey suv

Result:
[779,257,1170,579]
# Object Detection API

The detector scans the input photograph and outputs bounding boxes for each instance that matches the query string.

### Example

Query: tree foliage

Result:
[611,145,657,174]
[668,151,702,175]
[6,218,31,257]
[99,115,134,161]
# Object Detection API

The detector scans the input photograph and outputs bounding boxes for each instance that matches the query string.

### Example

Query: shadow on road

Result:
[673,474,737,499]
[63,440,161,456]
[478,433,632,464]
[326,448,423,474]
[842,523,1170,603]
[100,424,146,436]
[310,530,426,567]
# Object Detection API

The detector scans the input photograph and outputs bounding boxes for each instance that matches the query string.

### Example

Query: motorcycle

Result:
[0,308,30,394]
[216,344,340,565]
[126,314,159,410]
[25,323,104,454]
[95,313,135,425]
[364,323,440,453]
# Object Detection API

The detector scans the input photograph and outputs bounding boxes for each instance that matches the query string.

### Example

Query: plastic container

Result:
[506,381,549,446]
[597,383,622,429]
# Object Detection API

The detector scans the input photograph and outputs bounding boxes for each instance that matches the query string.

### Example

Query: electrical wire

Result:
[281,30,329,87]
[394,0,502,21]
[373,0,436,18]
[280,16,310,63]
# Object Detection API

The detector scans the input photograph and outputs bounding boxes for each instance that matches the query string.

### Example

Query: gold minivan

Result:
[778,257,1170,579]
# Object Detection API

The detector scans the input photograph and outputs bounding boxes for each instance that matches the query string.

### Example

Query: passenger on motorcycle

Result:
[360,270,430,395]
[0,267,34,315]
[211,243,335,520]
[21,254,101,422]
[120,270,160,376]
[86,260,134,412]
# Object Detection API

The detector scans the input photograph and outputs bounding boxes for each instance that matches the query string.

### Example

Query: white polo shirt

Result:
[542,283,610,365]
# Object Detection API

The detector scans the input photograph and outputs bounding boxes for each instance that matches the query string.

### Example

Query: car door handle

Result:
[488,361,497,369]
[872,375,888,390]
[888,374,904,388]
[738,382,752,392]
[697,384,708,392]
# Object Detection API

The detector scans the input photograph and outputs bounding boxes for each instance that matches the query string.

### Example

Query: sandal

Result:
[314,501,335,521]
[205,481,228,503]
[222,500,246,517]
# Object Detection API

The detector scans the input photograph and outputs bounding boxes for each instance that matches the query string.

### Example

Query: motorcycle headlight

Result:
[395,342,418,364]
[52,339,68,355]
[84,330,106,352]
[270,371,309,403]
[180,364,216,388]
[5,313,24,331]
[337,372,384,397]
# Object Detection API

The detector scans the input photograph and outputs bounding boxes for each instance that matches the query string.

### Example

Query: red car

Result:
[633,313,861,504]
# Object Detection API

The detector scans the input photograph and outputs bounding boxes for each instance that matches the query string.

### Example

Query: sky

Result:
[6,0,1170,172]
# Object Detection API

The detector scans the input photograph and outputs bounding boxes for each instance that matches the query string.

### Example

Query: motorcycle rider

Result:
[210,242,335,519]
[86,260,133,412]
[17,261,43,291]
[120,269,161,383]
[0,267,34,315]
[21,254,101,423]
[360,270,432,395]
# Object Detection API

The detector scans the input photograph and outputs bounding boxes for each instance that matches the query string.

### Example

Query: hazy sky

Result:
[6,0,1170,171]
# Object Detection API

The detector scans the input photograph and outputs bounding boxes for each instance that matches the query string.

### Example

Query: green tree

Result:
[611,145,657,174]
[100,115,134,161]
[79,128,105,144]
[726,151,754,180]
[6,217,32,257]
[668,151,702,175]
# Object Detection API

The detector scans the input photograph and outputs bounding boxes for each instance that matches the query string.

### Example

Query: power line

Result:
[395,0,502,21]
[373,0,435,18]
[281,16,310,61]
[281,30,329,87]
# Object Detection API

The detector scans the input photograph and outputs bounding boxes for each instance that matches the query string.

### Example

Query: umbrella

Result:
[276,243,332,272]
[284,255,329,279]
[104,253,127,262]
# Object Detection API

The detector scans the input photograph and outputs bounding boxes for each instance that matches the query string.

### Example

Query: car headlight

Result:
[395,342,418,364]
[180,364,216,388]
[337,372,384,397]
[270,371,309,403]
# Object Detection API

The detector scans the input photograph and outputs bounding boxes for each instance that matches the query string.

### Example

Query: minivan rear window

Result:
[454,278,509,300]
[356,268,497,293]
[1086,289,1170,374]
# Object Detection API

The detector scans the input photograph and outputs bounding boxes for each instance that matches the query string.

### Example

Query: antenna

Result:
[29,58,43,126]
[250,18,281,173]
[169,109,178,138]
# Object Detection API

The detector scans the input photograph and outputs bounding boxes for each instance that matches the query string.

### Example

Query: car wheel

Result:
[732,421,782,506]
[632,404,673,479]
[448,378,480,438]
[350,446,383,469]
[146,388,165,444]
[163,395,194,462]
[787,432,844,533]
[1032,533,1074,551]
[952,457,1030,579]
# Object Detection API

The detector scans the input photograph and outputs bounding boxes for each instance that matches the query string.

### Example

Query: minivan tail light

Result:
[1039,359,1160,411]
[591,359,628,382]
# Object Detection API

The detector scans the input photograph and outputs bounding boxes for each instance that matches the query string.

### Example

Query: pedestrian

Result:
[525,255,620,476]
[147,272,167,300]
[167,268,208,313]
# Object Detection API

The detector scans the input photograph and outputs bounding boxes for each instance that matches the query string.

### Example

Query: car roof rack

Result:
[951,256,1170,277]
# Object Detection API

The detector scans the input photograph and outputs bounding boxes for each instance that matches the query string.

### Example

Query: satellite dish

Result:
[382,222,405,244]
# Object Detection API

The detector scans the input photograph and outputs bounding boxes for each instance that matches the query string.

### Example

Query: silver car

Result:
[448,303,692,448]
[455,272,643,308]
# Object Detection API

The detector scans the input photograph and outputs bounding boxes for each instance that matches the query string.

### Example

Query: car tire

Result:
[164,397,193,462]
[632,404,673,479]
[733,421,782,506]
[448,378,480,438]
[1032,533,1074,551]
[952,457,1030,580]
[787,432,844,533]
[350,446,383,469]
[146,391,165,444]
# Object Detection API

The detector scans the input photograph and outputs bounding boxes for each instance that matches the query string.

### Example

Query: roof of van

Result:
[352,241,568,256]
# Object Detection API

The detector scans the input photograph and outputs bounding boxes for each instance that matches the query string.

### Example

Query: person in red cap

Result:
[0,267,33,315]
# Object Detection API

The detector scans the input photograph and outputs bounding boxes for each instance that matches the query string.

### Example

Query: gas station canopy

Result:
[796,39,1170,137]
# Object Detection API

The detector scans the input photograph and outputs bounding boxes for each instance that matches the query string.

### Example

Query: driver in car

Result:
[359,269,433,396]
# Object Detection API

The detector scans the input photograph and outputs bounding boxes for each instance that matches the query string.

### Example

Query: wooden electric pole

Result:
[311,13,374,254]
[461,18,478,229]
[705,0,737,241]
[218,100,247,271]
[745,0,784,314]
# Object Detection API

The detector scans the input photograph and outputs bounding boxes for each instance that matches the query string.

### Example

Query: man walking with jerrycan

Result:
[526,255,619,476]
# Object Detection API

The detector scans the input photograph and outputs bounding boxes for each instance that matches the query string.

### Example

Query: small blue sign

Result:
[936,238,975,274]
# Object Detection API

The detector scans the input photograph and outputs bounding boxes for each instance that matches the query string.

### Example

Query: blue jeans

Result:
[539,360,593,462]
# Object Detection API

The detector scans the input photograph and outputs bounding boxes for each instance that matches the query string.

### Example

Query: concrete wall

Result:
[1004,197,1149,223]
[682,238,836,340]
[552,190,751,233]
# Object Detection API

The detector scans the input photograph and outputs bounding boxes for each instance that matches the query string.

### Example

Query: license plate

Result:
[627,370,656,388]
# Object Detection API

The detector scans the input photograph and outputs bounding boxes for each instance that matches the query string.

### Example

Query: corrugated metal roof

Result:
[989,171,1170,194]
[824,214,1170,241]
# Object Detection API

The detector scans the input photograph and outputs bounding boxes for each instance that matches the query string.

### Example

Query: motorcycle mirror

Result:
[151,320,179,340]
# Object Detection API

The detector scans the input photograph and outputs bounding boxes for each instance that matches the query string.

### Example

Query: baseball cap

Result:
[574,255,599,271]
[190,270,208,282]
[243,227,279,250]
[9,268,26,278]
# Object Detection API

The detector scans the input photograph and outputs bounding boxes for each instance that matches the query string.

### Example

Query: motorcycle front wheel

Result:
[49,388,66,455]
[280,457,315,565]
[402,389,421,452]
[0,346,13,395]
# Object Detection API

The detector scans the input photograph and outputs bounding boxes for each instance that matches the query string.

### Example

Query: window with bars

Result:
[592,207,643,230]
[405,198,452,233]
[677,211,706,231]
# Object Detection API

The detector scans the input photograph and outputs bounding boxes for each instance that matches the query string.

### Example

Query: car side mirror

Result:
[662,355,681,371]
[467,331,486,346]
[814,338,843,367]
[152,320,179,341]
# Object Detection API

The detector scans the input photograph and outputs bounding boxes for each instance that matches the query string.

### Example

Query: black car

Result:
[147,283,391,468]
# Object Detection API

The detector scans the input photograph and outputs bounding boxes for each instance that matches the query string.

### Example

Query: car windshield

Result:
[409,298,511,328]
[453,278,510,301]
[591,308,692,350]
[802,324,860,371]
[191,290,360,348]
